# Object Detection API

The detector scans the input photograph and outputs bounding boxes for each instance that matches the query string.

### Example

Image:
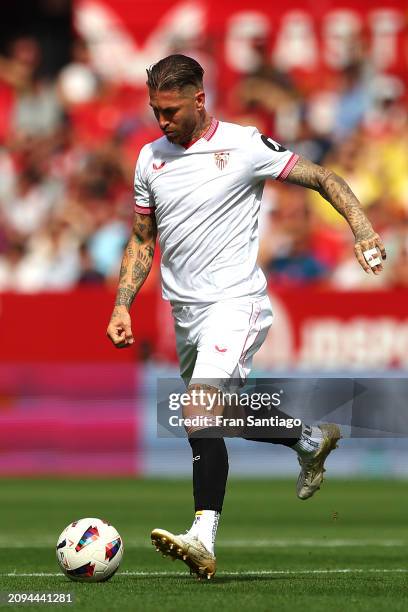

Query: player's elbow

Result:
[317,167,337,196]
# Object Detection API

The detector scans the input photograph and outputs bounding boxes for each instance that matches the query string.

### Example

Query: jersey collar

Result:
[182,117,219,149]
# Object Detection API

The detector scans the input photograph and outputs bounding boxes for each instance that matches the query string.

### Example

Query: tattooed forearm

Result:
[132,261,148,285]
[119,261,127,281]
[318,172,374,240]
[145,245,154,258]
[115,286,136,309]
[114,212,157,309]
[286,156,386,273]
[286,156,374,240]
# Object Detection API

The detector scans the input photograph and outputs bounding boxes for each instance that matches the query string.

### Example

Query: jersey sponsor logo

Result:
[214,151,230,170]
[215,345,227,352]
[153,161,166,171]
[261,135,287,153]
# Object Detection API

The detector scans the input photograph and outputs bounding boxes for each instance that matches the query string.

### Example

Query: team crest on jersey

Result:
[214,151,229,170]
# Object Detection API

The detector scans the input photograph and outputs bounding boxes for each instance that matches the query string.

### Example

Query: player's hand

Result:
[354,232,386,275]
[107,306,134,348]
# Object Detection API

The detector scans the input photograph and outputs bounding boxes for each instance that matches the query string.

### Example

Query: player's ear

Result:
[195,90,205,110]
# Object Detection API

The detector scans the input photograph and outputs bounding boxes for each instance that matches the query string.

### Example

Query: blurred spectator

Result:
[307,131,384,229]
[1,164,61,236]
[88,205,128,278]
[58,38,100,106]
[0,242,26,291]
[78,243,105,285]
[0,147,16,202]
[259,186,330,287]
[9,37,62,137]
[332,62,371,140]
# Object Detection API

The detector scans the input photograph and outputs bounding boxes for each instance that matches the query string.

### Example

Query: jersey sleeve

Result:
[248,128,299,182]
[134,148,155,215]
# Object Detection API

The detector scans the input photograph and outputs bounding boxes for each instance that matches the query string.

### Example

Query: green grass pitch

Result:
[1,478,408,611]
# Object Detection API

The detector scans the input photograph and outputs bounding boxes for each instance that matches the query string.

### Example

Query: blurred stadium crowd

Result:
[0,31,408,293]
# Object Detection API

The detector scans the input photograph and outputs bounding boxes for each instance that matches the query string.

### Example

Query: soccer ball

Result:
[56,518,124,582]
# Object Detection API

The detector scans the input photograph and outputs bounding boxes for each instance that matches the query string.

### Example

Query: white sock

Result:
[186,510,220,555]
[292,425,322,456]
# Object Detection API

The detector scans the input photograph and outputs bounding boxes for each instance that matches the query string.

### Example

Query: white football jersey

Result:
[134,119,298,303]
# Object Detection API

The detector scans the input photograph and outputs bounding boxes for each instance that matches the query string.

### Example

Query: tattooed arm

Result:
[286,156,386,274]
[107,212,157,348]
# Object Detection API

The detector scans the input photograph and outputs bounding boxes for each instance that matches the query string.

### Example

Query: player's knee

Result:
[183,383,223,436]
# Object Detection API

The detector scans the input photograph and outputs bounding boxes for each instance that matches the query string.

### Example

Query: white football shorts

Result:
[171,294,273,391]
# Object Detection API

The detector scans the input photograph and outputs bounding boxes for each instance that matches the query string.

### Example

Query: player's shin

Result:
[243,406,303,447]
[242,403,325,454]
[245,423,323,453]
[187,433,228,554]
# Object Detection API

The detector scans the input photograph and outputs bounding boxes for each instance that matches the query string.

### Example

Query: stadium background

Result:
[1,0,408,480]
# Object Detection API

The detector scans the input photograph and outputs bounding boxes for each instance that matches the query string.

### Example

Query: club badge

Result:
[214,151,230,170]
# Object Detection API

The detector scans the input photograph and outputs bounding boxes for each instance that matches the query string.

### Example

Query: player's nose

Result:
[158,116,169,131]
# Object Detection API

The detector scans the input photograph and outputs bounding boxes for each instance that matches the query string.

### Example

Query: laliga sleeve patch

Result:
[261,134,287,153]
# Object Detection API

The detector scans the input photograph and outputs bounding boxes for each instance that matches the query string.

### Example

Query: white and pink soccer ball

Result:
[56,518,124,582]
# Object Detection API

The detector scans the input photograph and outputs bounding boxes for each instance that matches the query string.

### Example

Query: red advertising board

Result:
[74,0,408,92]
[1,286,407,370]
[256,289,408,371]
[0,287,156,363]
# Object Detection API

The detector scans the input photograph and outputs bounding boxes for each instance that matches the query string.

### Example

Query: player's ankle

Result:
[186,510,219,555]
[292,425,322,456]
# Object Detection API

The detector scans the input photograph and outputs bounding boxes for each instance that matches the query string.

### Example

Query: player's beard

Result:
[165,132,177,143]
[167,116,197,146]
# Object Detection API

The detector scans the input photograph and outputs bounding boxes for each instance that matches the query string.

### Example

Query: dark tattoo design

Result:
[114,212,157,309]
[286,156,375,241]
[119,262,127,280]
[137,250,151,267]
[134,214,157,242]
[115,286,136,309]
[132,261,147,285]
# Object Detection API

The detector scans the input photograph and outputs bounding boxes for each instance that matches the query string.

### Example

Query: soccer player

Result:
[107,55,386,579]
